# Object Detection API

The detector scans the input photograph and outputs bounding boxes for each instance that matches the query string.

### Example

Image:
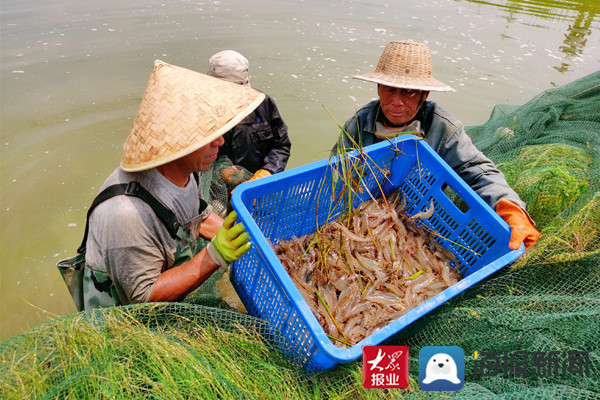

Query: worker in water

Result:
[83,60,264,308]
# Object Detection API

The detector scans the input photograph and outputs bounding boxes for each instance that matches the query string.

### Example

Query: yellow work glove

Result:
[249,169,272,181]
[206,211,251,267]
[495,199,540,251]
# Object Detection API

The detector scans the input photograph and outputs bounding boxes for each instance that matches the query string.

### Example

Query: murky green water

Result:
[1,0,599,341]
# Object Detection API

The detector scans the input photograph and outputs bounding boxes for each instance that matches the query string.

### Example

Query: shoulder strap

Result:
[77,181,180,253]
[192,172,209,215]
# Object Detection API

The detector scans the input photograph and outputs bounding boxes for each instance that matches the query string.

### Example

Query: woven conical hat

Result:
[121,60,265,172]
[353,40,454,92]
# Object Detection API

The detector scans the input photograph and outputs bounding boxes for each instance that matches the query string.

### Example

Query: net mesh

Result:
[201,155,253,217]
[1,73,599,399]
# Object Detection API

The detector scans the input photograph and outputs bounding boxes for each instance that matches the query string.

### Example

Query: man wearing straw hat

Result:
[333,40,540,251]
[82,60,265,309]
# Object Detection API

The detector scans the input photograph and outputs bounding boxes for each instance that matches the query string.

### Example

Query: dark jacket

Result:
[333,99,526,210]
[218,92,291,174]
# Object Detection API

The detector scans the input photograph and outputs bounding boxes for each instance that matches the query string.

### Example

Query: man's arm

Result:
[199,211,224,239]
[149,210,227,302]
[149,247,220,302]
[150,211,250,302]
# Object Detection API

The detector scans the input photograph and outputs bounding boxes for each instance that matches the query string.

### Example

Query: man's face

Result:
[377,85,428,126]
[181,136,224,172]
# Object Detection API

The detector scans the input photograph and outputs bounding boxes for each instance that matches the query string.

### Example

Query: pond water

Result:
[1,0,599,341]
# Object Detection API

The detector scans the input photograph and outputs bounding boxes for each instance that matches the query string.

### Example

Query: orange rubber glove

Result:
[495,199,540,250]
[249,169,271,182]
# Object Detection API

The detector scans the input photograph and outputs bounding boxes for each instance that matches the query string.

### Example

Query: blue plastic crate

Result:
[230,135,524,370]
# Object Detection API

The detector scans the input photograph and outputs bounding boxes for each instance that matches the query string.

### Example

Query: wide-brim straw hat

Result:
[121,60,265,172]
[353,40,454,92]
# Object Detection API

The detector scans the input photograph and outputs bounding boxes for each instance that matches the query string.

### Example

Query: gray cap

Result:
[207,50,251,87]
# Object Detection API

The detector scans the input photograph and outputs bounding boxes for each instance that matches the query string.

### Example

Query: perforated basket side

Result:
[230,159,344,370]
[231,244,319,368]
[395,139,513,276]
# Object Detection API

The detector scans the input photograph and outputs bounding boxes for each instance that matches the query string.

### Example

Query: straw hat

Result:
[207,50,251,87]
[353,40,454,92]
[121,60,265,172]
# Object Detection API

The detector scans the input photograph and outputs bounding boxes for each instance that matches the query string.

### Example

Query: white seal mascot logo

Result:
[422,353,461,384]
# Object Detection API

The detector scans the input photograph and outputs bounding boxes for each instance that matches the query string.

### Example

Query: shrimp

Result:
[272,190,462,348]
[410,199,435,220]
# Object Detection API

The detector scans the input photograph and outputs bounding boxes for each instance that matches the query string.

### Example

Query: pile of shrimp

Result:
[272,190,462,348]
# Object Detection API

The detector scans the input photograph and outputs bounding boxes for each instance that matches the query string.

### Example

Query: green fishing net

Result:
[201,155,253,217]
[1,72,599,399]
